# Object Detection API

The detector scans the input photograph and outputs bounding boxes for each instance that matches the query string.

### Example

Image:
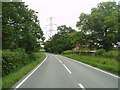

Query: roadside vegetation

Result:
[62,49,119,60]
[62,49,119,75]
[2,2,45,89]
[44,1,119,75]
[2,49,45,77]
[2,52,45,88]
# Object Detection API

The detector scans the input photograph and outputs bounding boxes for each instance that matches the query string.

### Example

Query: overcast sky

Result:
[23,0,119,40]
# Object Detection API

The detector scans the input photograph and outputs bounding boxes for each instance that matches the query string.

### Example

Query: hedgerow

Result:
[2,48,38,77]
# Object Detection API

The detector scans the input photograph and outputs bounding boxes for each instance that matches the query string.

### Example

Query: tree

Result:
[76,1,119,51]
[44,25,75,53]
[68,31,86,48]
[57,25,75,35]
[2,2,44,53]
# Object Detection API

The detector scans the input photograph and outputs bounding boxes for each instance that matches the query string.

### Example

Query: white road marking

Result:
[55,56,72,74]
[63,64,72,74]
[55,56,62,63]
[59,60,62,63]
[14,54,48,89]
[78,83,86,90]
[63,56,120,79]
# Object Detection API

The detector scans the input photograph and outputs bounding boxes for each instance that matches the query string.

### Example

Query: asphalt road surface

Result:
[13,53,119,89]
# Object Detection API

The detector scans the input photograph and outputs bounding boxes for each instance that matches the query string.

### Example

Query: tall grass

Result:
[63,54,119,75]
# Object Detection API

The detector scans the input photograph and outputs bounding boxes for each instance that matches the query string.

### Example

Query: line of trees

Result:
[44,1,119,53]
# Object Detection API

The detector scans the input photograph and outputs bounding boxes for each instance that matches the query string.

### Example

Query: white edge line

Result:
[63,64,72,74]
[15,53,48,88]
[78,83,86,90]
[64,56,120,79]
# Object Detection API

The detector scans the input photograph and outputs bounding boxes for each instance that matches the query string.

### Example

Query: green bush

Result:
[62,50,94,55]
[62,50,73,54]
[95,49,118,59]
[102,50,118,59]
[79,50,94,55]
[95,49,106,56]
[116,55,120,61]
[2,49,38,77]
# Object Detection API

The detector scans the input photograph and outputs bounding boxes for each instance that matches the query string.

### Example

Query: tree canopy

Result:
[76,1,119,51]
[44,25,75,53]
[2,2,44,53]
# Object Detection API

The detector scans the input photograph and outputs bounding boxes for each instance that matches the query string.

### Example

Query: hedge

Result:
[95,49,118,59]
[2,49,38,77]
[62,50,94,55]
[63,49,118,60]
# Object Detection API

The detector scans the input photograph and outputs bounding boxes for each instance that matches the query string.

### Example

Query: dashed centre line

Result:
[55,56,62,63]
[78,83,86,90]
[63,64,72,74]
[55,56,72,74]
[55,56,86,89]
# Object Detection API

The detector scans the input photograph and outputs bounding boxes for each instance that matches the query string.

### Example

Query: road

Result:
[13,53,119,89]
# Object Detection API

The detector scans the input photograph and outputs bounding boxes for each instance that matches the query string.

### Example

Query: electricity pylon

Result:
[45,17,57,39]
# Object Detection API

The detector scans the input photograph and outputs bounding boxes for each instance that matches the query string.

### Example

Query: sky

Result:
[23,0,119,40]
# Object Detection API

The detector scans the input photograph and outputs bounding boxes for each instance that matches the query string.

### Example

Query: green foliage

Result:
[2,4,45,87]
[62,50,74,54]
[44,25,75,53]
[95,49,118,59]
[2,49,39,77]
[63,49,118,60]
[102,50,118,59]
[76,1,119,51]
[2,2,44,53]
[95,49,106,56]
[62,50,94,55]
[57,25,75,35]
[68,31,86,48]
[2,52,45,88]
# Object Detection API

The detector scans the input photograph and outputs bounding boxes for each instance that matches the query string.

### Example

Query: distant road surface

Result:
[13,53,119,89]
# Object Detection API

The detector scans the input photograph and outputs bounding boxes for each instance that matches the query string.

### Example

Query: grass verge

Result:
[63,54,119,75]
[2,52,46,88]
